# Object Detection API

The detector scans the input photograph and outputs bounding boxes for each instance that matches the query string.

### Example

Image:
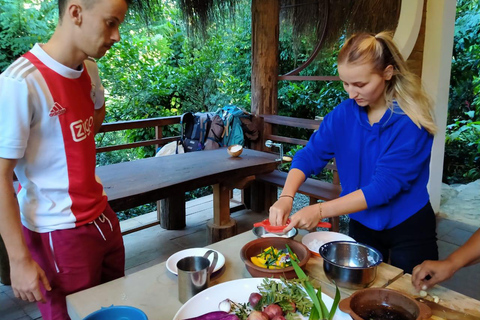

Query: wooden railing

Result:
[96,116,182,154]
[259,114,339,183]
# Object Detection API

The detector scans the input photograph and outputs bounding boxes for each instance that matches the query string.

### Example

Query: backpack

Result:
[180,112,224,152]
[215,105,250,147]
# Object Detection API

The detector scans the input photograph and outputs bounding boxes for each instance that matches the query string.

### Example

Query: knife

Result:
[415,297,480,320]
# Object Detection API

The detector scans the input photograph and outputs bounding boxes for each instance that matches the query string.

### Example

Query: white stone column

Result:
[422,0,457,212]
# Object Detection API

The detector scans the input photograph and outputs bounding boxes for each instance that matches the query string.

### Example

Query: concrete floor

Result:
[1,194,479,320]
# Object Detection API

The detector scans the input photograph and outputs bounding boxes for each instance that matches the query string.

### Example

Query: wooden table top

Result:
[386,274,480,318]
[96,148,279,211]
[66,231,408,320]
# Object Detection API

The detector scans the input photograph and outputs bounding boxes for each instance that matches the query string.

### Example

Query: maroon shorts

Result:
[23,204,125,320]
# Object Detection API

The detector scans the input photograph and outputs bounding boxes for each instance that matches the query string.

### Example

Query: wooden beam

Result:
[251,0,279,116]
[98,116,181,133]
[261,114,321,130]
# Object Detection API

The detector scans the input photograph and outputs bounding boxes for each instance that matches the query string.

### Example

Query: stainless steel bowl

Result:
[252,226,298,239]
[319,241,383,289]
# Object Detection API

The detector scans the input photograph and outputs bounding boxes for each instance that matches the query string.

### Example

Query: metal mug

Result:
[176,250,218,303]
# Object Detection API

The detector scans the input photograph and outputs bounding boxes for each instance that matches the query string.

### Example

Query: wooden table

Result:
[97,149,278,241]
[387,274,480,317]
[66,231,406,320]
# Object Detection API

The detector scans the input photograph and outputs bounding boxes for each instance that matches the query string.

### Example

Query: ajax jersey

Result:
[0,44,107,232]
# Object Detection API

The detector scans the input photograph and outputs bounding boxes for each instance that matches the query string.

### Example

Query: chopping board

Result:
[386,274,480,318]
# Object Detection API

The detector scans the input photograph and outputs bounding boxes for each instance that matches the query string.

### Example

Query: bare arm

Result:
[94,104,106,134]
[0,158,50,302]
[412,228,480,290]
[269,169,306,226]
[283,188,367,232]
[269,168,368,230]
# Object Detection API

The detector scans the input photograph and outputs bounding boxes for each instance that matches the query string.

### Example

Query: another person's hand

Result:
[411,259,457,291]
[269,197,293,226]
[11,257,51,303]
[283,204,321,232]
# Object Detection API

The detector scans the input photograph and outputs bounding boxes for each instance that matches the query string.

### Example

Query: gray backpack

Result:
[180,112,224,152]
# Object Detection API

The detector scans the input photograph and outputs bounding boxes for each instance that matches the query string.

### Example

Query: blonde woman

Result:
[269,32,438,274]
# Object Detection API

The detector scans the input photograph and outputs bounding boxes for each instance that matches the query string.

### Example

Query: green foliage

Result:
[444,112,480,184]
[0,0,56,72]
[444,0,480,183]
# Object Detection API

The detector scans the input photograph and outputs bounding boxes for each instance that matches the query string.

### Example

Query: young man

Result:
[0,0,130,319]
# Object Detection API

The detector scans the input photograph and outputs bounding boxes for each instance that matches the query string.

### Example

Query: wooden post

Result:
[158,194,186,230]
[250,0,280,213]
[251,0,279,117]
[207,184,237,243]
[155,125,163,153]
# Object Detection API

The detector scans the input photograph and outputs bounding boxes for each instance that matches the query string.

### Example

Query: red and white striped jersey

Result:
[0,44,107,232]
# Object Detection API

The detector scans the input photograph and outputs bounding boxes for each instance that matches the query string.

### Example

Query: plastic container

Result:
[83,305,148,320]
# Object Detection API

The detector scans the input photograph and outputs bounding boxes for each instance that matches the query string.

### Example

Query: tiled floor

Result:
[1,195,479,319]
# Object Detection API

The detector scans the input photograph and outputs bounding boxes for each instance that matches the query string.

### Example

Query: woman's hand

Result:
[284,203,322,232]
[269,197,294,226]
[411,259,457,291]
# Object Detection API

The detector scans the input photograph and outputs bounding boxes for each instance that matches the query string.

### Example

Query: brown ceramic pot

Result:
[240,237,310,279]
[339,288,432,320]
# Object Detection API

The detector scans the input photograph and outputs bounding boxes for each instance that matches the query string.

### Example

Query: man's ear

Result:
[68,3,83,26]
[384,65,394,81]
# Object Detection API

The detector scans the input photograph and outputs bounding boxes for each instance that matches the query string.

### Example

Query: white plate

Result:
[173,277,351,320]
[302,232,355,257]
[166,248,225,275]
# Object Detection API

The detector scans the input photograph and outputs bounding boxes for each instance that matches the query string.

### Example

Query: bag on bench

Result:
[180,112,224,152]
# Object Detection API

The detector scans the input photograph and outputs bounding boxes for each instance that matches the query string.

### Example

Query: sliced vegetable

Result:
[183,311,230,320]
[250,246,297,269]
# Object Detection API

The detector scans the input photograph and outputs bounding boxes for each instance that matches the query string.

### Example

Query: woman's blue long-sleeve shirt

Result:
[291,99,433,231]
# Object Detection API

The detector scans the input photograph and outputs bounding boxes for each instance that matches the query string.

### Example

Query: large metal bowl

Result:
[319,241,383,289]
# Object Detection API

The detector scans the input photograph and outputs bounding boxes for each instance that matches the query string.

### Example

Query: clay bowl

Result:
[240,237,310,279]
[227,144,243,157]
[339,288,432,320]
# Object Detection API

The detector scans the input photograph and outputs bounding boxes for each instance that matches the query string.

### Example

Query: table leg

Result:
[207,183,237,243]
[0,235,10,285]
[158,193,186,230]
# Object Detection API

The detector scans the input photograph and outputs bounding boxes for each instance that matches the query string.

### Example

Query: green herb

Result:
[257,278,312,317]
[230,301,250,319]
[286,244,341,320]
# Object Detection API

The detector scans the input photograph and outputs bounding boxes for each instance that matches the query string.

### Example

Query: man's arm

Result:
[94,103,106,134]
[0,158,50,302]
[412,228,480,290]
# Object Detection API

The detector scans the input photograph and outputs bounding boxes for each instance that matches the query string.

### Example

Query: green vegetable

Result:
[286,244,340,320]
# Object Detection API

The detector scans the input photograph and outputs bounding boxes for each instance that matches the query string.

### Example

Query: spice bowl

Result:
[240,237,310,279]
[227,144,243,157]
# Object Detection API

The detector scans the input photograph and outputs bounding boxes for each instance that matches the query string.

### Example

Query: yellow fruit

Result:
[250,256,267,268]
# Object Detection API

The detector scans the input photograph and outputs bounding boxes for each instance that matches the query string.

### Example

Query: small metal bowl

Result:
[252,226,298,239]
[320,241,383,289]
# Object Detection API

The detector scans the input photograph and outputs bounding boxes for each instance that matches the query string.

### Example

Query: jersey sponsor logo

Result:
[70,116,94,142]
[49,102,66,117]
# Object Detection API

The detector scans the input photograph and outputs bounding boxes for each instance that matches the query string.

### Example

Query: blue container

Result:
[83,305,148,320]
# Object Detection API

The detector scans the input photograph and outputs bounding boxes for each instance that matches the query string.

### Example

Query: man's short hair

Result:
[58,0,132,21]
